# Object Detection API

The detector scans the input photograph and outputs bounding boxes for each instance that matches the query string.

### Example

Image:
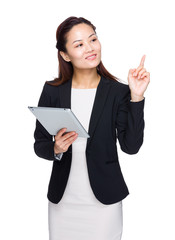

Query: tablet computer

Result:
[28,106,90,138]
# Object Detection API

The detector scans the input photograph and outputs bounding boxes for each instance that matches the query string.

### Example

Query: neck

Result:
[72,68,101,89]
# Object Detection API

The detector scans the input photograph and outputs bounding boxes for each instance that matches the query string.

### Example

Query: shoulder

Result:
[38,81,64,107]
[41,80,68,96]
[102,77,131,104]
[42,81,59,94]
[107,78,130,95]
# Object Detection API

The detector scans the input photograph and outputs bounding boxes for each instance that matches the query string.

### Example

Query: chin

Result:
[85,59,101,69]
[81,65,99,70]
[75,58,101,70]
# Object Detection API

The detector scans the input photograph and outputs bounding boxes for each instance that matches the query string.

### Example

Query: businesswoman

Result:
[34,16,150,240]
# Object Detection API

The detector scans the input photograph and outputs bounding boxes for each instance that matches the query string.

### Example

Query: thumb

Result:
[129,68,136,75]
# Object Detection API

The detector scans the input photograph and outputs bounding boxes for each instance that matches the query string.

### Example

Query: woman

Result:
[34,16,150,240]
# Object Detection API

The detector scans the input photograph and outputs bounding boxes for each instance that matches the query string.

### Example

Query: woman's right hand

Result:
[54,128,78,154]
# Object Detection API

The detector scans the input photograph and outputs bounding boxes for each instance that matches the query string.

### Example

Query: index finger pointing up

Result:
[139,55,146,67]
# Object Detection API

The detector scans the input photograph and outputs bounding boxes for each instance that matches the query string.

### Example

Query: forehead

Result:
[66,23,95,42]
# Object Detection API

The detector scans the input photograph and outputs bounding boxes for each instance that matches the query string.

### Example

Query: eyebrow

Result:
[72,33,96,44]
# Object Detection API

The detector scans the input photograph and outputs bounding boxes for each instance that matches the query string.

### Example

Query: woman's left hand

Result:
[128,55,150,102]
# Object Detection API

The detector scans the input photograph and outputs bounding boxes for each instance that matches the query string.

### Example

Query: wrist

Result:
[54,145,60,155]
[131,93,144,102]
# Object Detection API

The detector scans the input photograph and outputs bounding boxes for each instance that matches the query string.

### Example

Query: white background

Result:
[0,0,175,239]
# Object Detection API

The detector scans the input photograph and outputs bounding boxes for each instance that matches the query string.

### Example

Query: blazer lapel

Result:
[59,75,111,145]
[59,79,72,109]
[86,76,111,146]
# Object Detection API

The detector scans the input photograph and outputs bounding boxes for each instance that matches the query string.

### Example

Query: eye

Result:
[91,38,97,42]
[76,43,83,48]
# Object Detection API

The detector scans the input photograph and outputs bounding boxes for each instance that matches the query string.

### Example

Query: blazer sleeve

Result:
[115,85,145,154]
[33,83,56,160]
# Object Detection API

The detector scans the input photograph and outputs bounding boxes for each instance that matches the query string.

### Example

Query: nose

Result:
[85,42,93,52]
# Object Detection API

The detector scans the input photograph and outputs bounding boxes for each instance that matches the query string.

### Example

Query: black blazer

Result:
[34,75,145,204]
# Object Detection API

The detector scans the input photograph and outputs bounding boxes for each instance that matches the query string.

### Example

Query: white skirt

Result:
[48,200,123,240]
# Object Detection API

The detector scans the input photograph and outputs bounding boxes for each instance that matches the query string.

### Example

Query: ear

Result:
[60,51,71,62]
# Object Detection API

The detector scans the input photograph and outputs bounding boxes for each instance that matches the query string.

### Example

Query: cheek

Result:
[96,43,101,60]
[96,41,101,52]
[69,50,84,61]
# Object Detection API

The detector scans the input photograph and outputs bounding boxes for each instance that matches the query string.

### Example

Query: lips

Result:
[86,54,97,59]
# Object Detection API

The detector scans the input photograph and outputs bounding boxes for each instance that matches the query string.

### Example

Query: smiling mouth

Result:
[86,54,97,60]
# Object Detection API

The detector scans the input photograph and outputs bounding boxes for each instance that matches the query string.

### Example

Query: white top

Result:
[61,88,100,205]
[48,88,123,240]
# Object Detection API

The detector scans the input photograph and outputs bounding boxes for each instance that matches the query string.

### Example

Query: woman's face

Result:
[60,23,101,70]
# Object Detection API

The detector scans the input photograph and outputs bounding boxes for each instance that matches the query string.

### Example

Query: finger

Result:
[62,131,77,141]
[64,134,78,148]
[55,128,73,141]
[130,68,136,73]
[128,69,136,77]
[54,128,66,141]
[56,128,67,137]
[133,66,144,76]
[138,68,147,79]
[140,72,150,79]
[139,55,146,67]
[56,133,78,152]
